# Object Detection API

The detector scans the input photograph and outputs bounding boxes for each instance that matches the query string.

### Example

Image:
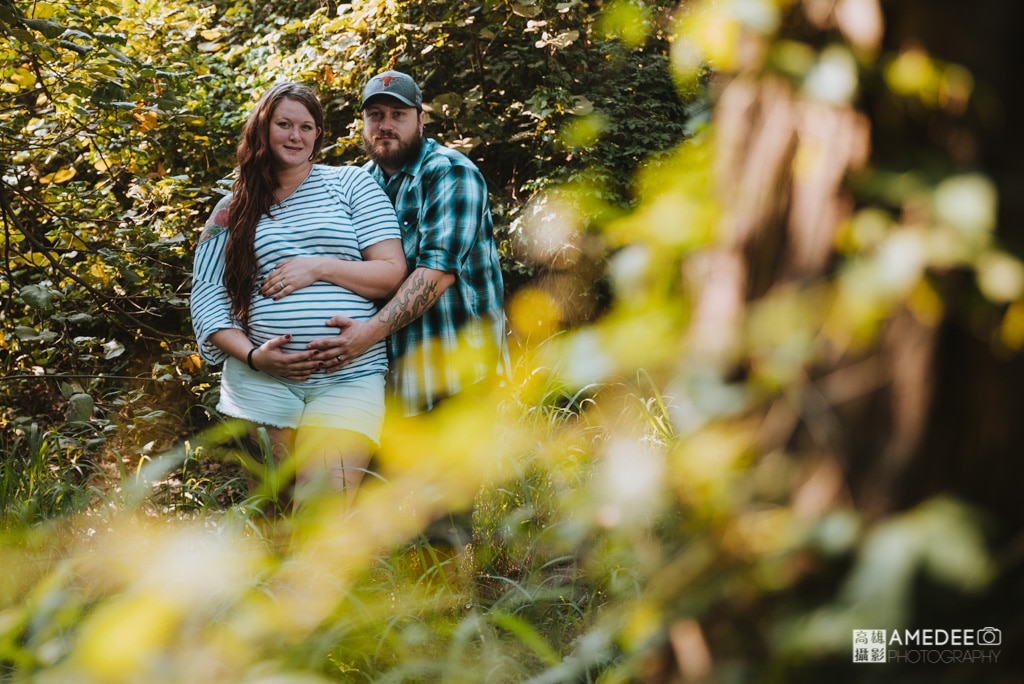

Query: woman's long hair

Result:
[223,82,325,328]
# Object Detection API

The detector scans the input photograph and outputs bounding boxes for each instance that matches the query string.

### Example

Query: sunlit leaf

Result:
[132,109,158,131]
[512,3,542,19]
[28,2,57,19]
[40,167,77,184]
[103,339,126,359]
[10,67,36,89]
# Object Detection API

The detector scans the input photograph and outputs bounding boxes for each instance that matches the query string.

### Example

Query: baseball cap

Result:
[360,71,423,110]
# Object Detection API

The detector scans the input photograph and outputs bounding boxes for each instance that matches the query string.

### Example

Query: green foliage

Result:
[0,422,95,526]
[0,0,227,465]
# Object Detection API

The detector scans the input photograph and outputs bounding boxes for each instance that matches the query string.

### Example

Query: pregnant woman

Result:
[190,82,405,512]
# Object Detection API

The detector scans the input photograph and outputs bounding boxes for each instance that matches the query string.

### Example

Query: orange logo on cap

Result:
[378,75,402,87]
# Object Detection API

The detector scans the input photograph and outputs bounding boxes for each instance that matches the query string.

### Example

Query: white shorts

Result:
[217,357,386,444]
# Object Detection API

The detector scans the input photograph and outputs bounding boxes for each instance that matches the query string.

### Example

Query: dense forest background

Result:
[2,0,1023,682]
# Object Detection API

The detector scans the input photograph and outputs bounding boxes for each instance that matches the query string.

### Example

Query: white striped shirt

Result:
[191,164,400,386]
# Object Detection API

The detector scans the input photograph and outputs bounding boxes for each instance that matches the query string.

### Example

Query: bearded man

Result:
[313,69,508,415]
[307,72,509,544]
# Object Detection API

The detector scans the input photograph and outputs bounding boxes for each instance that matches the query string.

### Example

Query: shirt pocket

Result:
[398,207,419,232]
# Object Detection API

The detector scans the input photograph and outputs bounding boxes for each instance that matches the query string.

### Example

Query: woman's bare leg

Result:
[292,427,373,512]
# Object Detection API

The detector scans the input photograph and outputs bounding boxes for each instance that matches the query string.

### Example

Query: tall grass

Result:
[0,363,632,681]
[0,423,96,528]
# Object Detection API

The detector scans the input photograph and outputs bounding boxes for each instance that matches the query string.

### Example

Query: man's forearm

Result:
[376,267,453,335]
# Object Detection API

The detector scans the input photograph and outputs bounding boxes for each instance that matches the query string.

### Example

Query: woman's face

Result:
[268,98,321,170]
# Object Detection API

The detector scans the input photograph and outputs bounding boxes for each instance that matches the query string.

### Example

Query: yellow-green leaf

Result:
[41,167,76,184]
[10,67,36,89]
[28,2,57,19]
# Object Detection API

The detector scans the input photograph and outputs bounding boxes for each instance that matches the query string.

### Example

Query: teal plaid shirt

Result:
[364,139,509,415]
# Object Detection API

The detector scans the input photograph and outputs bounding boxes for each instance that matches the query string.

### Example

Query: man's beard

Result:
[362,132,423,171]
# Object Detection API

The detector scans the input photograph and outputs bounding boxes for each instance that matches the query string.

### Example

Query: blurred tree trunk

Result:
[704,0,1024,529]
[881,0,1024,532]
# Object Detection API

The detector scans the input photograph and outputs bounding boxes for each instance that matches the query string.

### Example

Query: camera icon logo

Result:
[978,627,1001,646]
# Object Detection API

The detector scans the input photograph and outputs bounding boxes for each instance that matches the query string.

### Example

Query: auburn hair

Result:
[223,82,325,328]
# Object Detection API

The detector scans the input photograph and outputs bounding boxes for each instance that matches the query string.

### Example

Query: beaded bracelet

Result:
[246,347,259,371]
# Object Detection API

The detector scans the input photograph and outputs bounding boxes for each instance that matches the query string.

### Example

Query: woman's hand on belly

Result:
[260,257,329,300]
[251,334,322,380]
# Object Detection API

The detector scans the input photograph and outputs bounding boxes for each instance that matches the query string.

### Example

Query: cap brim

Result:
[361,93,419,110]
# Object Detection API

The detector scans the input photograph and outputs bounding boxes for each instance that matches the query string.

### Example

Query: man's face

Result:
[362,98,424,173]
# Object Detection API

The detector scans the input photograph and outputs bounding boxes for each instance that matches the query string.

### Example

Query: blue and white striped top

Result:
[190,164,401,387]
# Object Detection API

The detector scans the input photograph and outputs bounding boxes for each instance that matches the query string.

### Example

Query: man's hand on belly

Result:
[306,316,380,373]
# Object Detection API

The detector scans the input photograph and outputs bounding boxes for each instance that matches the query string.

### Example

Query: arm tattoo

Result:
[378,269,444,334]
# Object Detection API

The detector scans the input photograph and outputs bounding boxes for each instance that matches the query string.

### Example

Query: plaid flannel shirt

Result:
[364,139,509,415]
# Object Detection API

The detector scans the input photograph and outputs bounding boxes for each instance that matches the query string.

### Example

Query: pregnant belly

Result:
[246,286,376,352]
